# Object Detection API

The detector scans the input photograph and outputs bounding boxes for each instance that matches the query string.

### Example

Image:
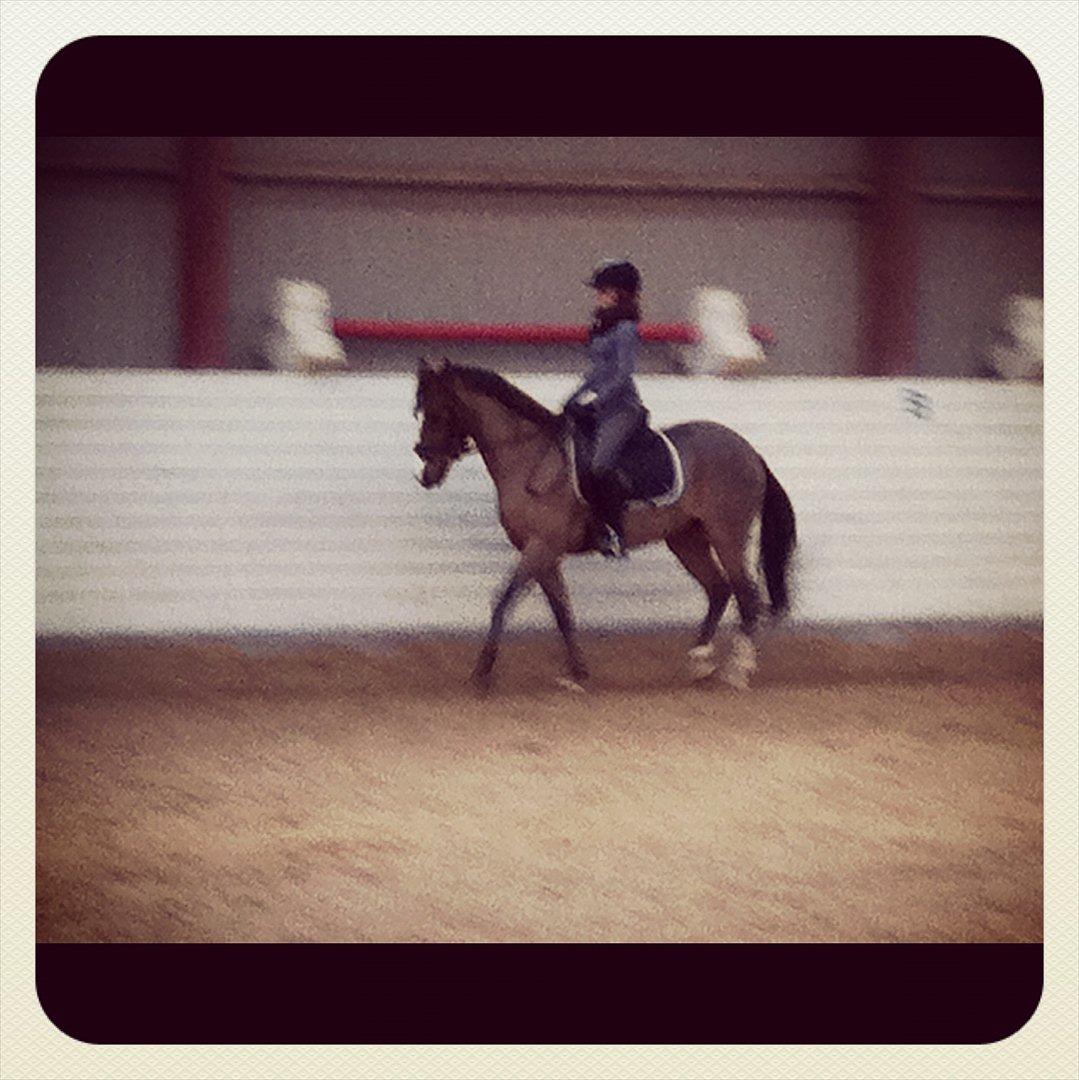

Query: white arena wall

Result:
[36,371,1043,637]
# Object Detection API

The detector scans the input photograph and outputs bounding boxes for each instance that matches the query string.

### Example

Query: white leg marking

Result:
[688,643,717,681]
[555,675,586,694]
[746,513,763,583]
[723,631,758,690]
[708,547,728,579]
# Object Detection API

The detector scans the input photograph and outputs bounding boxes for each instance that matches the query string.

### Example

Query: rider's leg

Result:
[589,408,640,557]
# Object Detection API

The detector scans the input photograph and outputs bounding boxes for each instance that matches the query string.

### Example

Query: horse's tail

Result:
[759,462,797,618]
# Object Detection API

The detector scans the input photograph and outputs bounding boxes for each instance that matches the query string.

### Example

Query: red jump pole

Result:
[332,318,701,344]
[178,137,230,368]
[335,318,794,347]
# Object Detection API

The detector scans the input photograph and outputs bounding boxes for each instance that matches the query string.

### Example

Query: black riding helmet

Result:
[586,259,642,294]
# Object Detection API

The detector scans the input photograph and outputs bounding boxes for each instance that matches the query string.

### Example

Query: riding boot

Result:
[594,478,629,559]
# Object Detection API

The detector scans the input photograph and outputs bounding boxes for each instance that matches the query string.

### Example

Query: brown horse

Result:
[413,357,796,691]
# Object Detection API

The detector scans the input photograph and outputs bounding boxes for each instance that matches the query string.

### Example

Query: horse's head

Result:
[413,357,474,488]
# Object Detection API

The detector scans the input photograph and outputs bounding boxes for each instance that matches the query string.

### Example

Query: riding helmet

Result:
[587,259,642,294]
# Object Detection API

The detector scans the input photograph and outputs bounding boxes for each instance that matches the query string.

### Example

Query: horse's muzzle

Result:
[417,458,449,488]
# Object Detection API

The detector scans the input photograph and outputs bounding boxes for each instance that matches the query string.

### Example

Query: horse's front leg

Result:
[537,562,589,689]
[472,541,550,692]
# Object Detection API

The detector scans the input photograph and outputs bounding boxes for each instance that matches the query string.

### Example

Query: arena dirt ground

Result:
[37,626,1042,943]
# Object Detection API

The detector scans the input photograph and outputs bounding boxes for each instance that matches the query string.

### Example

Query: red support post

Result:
[177,138,230,368]
[859,137,920,376]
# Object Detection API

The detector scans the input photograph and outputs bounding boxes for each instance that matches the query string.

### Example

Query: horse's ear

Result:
[418,356,449,376]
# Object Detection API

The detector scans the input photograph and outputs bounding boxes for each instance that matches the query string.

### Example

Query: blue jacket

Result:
[568,319,643,416]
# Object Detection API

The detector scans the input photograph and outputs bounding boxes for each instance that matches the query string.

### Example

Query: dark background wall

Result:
[36,172,178,370]
[36,137,1042,376]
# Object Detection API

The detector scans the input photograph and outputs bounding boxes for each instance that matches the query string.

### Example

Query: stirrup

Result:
[598,526,628,560]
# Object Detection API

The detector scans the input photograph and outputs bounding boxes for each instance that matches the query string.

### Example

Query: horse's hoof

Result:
[555,676,586,694]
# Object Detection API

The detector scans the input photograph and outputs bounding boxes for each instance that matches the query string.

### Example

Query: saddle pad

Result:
[570,416,684,507]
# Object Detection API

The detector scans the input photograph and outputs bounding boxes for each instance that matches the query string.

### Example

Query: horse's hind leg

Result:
[666,523,732,681]
[537,563,589,688]
[705,517,763,689]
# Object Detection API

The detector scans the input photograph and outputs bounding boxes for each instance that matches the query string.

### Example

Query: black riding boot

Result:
[593,478,629,559]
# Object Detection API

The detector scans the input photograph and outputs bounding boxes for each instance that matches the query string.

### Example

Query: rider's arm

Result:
[584,321,639,408]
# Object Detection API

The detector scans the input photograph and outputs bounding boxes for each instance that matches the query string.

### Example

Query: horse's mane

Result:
[424,364,563,434]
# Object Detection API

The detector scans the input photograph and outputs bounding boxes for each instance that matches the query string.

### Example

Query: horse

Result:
[412,357,797,692]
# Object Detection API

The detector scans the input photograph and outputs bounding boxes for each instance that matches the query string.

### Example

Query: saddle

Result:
[566,408,685,508]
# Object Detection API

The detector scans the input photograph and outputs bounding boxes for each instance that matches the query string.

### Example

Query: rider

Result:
[563,259,647,559]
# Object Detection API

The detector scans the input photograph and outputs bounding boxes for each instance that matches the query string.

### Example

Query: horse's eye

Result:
[413,443,430,461]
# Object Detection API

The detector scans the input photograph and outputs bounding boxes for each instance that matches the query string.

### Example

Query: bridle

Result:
[414,431,476,464]
[415,388,559,464]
